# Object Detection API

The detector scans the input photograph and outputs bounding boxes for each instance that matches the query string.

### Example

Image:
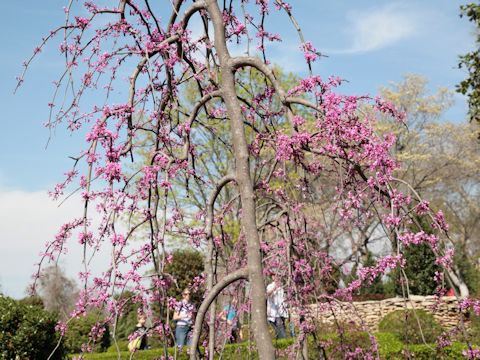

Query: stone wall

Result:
[307,296,461,332]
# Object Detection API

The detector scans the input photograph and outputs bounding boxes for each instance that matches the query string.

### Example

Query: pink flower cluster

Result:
[357,255,404,284]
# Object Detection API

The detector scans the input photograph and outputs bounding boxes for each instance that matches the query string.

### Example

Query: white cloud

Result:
[330,4,418,55]
[0,188,109,298]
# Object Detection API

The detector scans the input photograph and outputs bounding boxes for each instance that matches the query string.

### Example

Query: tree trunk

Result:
[205,1,275,358]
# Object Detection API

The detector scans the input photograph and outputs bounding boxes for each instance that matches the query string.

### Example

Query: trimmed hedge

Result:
[379,309,443,344]
[70,335,474,359]
[380,342,467,360]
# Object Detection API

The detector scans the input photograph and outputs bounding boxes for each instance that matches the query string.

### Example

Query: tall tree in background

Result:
[18,2,467,359]
[378,74,480,296]
[458,3,480,126]
[163,249,204,303]
[37,265,78,320]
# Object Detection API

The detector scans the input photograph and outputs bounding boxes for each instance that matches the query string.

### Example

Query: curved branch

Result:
[181,1,207,28]
[186,91,223,130]
[121,1,208,155]
[229,56,285,96]
[179,90,223,161]
[189,267,249,360]
[206,175,236,236]
[229,56,323,112]
[204,174,236,359]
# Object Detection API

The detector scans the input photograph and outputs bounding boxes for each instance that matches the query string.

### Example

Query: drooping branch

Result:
[205,174,236,359]
[121,1,208,155]
[189,267,248,360]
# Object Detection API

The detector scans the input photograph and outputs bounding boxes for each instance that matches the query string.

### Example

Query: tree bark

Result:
[204,1,275,359]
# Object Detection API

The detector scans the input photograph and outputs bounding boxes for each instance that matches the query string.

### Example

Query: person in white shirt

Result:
[173,288,195,348]
[266,274,288,339]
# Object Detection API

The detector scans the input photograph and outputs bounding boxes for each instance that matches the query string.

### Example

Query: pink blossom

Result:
[75,16,90,29]
[432,210,449,232]
[435,248,454,269]
[292,115,305,126]
[416,200,430,215]
[463,349,480,359]
[301,41,319,63]
[111,234,126,246]
[103,162,122,182]
[233,23,246,35]
[383,214,402,228]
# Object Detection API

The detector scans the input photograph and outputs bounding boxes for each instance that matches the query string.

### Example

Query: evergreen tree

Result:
[388,217,440,296]
[400,242,440,296]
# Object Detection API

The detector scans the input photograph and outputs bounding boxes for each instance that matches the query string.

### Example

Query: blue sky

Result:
[0,0,475,298]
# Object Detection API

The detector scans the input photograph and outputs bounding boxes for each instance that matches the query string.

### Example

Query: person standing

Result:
[266,274,288,339]
[219,297,239,343]
[173,288,195,348]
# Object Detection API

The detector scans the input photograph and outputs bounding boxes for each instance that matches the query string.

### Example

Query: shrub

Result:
[379,309,443,344]
[379,341,468,359]
[466,312,480,344]
[18,294,44,307]
[313,331,375,359]
[377,332,404,355]
[0,295,63,359]
[64,310,111,353]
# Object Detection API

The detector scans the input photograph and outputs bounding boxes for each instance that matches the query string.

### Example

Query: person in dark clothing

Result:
[136,313,148,349]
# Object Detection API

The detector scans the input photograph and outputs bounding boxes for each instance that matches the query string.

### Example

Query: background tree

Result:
[163,249,204,303]
[377,74,480,297]
[388,243,440,296]
[37,265,78,320]
[457,2,480,126]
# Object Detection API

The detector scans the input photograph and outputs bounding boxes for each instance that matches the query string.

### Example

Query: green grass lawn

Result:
[69,333,476,359]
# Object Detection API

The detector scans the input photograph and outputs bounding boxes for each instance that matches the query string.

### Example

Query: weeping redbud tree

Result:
[18,0,479,359]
